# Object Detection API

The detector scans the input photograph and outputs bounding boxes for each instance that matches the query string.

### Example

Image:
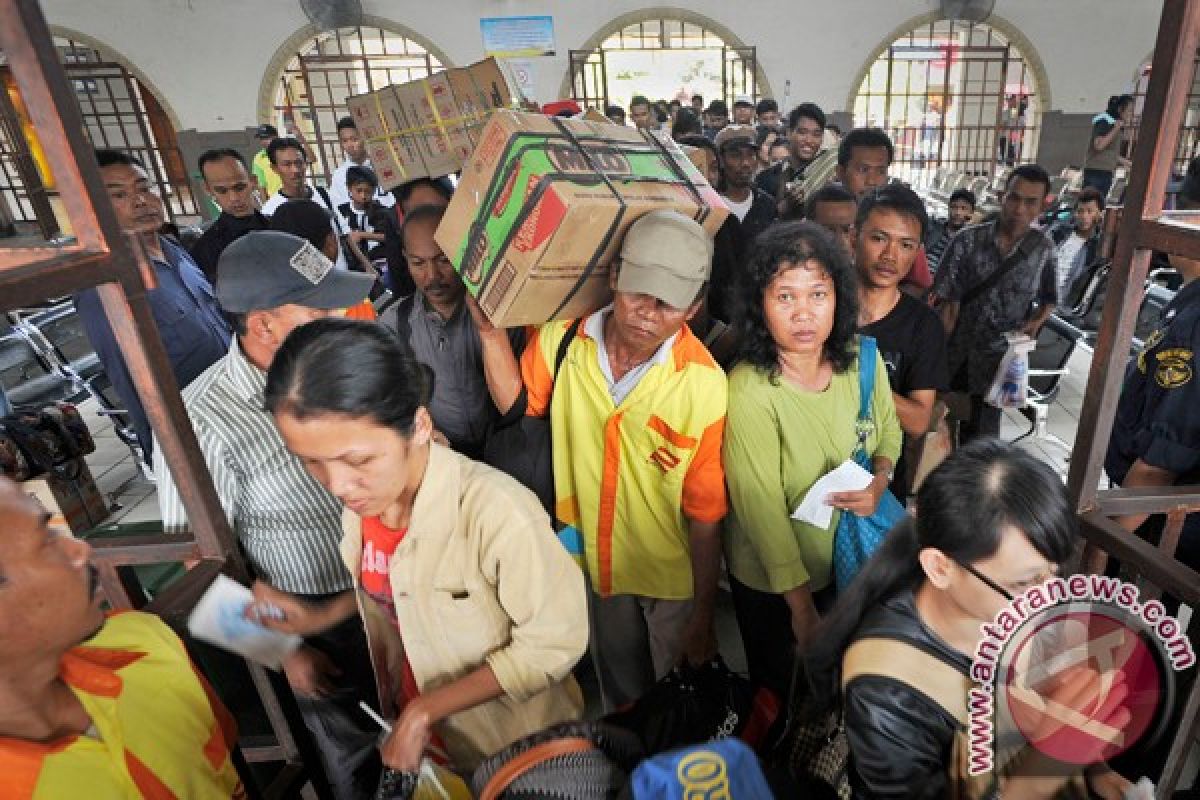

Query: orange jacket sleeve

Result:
[520,325,554,418]
[681,416,728,523]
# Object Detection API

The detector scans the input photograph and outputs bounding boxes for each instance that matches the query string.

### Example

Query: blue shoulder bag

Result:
[832,336,907,593]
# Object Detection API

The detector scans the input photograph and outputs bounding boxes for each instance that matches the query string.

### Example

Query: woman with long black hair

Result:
[804,439,1132,799]
[254,318,588,775]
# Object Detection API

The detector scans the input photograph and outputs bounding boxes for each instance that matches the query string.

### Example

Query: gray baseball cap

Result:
[216,231,374,313]
[617,210,713,309]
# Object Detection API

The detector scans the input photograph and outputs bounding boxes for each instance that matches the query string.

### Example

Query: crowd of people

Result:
[1,83,1195,800]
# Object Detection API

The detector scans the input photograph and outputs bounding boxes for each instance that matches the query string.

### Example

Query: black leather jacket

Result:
[843,590,973,800]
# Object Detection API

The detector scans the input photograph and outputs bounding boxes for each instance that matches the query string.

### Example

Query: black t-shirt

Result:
[860,292,949,397]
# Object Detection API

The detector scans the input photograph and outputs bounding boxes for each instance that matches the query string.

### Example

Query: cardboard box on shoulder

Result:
[23,458,109,535]
[345,57,529,189]
[434,111,729,328]
[678,143,717,184]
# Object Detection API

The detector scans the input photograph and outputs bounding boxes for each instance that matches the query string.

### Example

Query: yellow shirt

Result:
[521,315,728,599]
[0,612,242,799]
[251,149,282,198]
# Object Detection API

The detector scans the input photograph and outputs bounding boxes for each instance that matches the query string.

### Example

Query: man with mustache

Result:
[0,478,244,798]
[381,204,524,459]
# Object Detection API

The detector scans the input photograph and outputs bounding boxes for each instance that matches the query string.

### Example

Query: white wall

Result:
[39,0,1163,132]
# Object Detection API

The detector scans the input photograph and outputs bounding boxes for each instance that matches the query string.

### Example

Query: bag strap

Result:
[552,318,582,383]
[842,636,970,725]
[960,230,1039,307]
[856,336,877,423]
[494,317,581,432]
[479,737,595,800]
[853,336,878,459]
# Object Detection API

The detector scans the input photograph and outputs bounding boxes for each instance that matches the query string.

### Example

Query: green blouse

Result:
[722,343,903,594]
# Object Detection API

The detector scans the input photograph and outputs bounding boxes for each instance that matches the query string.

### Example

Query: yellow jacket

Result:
[521,315,728,599]
[0,612,241,799]
[339,443,587,771]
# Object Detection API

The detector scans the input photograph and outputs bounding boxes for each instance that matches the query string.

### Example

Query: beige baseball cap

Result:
[713,124,757,153]
[616,210,714,309]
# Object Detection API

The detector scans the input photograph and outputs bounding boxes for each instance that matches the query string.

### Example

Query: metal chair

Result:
[1014,315,1090,453]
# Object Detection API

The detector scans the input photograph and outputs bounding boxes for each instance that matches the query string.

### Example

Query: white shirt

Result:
[329,157,396,211]
[261,184,350,271]
[1056,231,1087,301]
[586,305,677,406]
[723,192,754,223]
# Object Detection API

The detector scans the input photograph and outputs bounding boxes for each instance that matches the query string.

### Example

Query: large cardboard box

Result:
[23,458,109,535]
[346,57,528,188]
[435,111,729,327]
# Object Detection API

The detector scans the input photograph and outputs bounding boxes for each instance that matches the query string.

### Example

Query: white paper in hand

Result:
[792,459,875,528]
[188,574,302,670]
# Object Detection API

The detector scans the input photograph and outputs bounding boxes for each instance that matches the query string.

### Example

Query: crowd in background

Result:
[1,78,1195,800]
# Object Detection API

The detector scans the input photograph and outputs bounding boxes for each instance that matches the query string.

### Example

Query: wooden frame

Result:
[1066,0,1200,791]
[0,3,327,796]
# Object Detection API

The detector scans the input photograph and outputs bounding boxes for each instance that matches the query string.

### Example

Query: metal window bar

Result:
[853,20,1040,188]
[573,17,758,110]
[272,27,440,188]
[0,38,195,227]
[1128,50,1200,179]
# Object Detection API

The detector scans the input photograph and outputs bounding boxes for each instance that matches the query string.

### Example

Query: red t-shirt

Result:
[360,517,425,718]
[361,515,407,604]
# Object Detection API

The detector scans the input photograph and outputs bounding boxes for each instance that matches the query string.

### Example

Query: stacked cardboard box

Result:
[435,111,729,328]
[345,57,528,188]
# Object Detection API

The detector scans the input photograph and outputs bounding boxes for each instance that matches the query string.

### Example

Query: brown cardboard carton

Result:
[581,108,613,124]
[345,57,525,188]
[435,111,729,328]
[679,144,716,183]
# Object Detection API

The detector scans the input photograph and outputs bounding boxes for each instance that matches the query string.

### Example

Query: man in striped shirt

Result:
[154,231,379,799]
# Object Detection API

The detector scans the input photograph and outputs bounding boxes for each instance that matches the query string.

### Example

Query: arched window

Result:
[567,14,761,114]
[270,26,443,186]
[0,35,193,228]
[853,18,1043,184]
[1128,52,1200,177]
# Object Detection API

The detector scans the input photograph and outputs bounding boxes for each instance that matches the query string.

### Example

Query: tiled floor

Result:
[78,399,157,527]
[999,345,1093,480]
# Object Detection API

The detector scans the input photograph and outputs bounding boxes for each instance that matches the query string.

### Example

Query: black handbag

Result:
[482,319,580,516]
[603,657,778,756]
[0,403,94,481]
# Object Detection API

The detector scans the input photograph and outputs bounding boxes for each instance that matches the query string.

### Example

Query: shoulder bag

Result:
[482,320,581,516]
[776,636,970,800]
[832,336,908,593]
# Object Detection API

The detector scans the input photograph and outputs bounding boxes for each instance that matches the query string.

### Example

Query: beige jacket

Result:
[339,444,587,770]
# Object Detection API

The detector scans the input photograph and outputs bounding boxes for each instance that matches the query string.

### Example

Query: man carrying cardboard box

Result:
[477,210,728,710]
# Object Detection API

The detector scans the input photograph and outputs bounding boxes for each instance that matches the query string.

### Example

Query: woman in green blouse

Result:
[723,220,902,699]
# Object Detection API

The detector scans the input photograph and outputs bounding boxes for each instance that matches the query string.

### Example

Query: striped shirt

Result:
[155,338,350,594]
